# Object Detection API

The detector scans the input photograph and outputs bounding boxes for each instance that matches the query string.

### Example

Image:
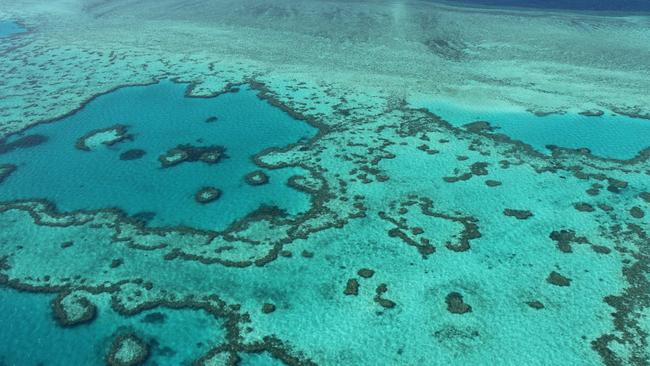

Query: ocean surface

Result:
[444,0,650,12]
[0,1,649,365]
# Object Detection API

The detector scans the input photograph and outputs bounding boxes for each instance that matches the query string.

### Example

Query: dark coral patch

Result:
[141,312,166,324]
[110,258,124,268]
[433,325,481,349]
[374,284,396,309]
[470,162,489,176]
[132,211,156,224]
[0,256,10,271]
[579,109,604,117]
[586,186,601,196]
[159,144,227,168]
[529,109,563,117]
[526,300,545,310]
[629,206,645,219]
[380,196,480,254]
[0,163,17,184]
[0,134,48,154]
[287,174,322,195]
[442,175,469,183]
[443,162,489,183]
[597,204,613,212]
[591,245,612,255]
[606,179,628,193]
[357,268,375,279]
[463,121,495,133]
[388,227,436,257]
[574,202,595,212]
[344,278,359,296]
[503,209,533,220]
[445,292,472,314]
[119,149,146,160]
[549,230,589,253]
[591,223,650,364]
[243,204,288,222]
[547,271,572,287]
[417,144,439,155]
[262,303,277,314]
[639,192,650,203]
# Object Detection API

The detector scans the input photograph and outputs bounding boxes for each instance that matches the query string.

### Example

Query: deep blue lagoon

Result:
[0,81,316,230]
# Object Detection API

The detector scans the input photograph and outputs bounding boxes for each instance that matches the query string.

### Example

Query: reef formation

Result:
[0,1,649,365]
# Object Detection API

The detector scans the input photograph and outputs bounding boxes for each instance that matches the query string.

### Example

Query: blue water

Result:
[238,352,284,366]
[0,21,26,37]
[0,81,316,230]
[412,100,650,159]
[441,0,650,12]
[0,289,225,366]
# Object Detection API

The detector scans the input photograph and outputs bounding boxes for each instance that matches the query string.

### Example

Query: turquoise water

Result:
[0,20,25,37]
[1,2,649,365]
[0,288,225,366]
[411,99,650,159]
[440,0,650,12]
[0,81,316,230]
[0,80,646,365]
[238,352,284,365]
[0,79,646,365]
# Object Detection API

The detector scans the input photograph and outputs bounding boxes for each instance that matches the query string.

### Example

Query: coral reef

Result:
[75,125,131,151]
[195,187,222,204]
[106,333,150,366]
